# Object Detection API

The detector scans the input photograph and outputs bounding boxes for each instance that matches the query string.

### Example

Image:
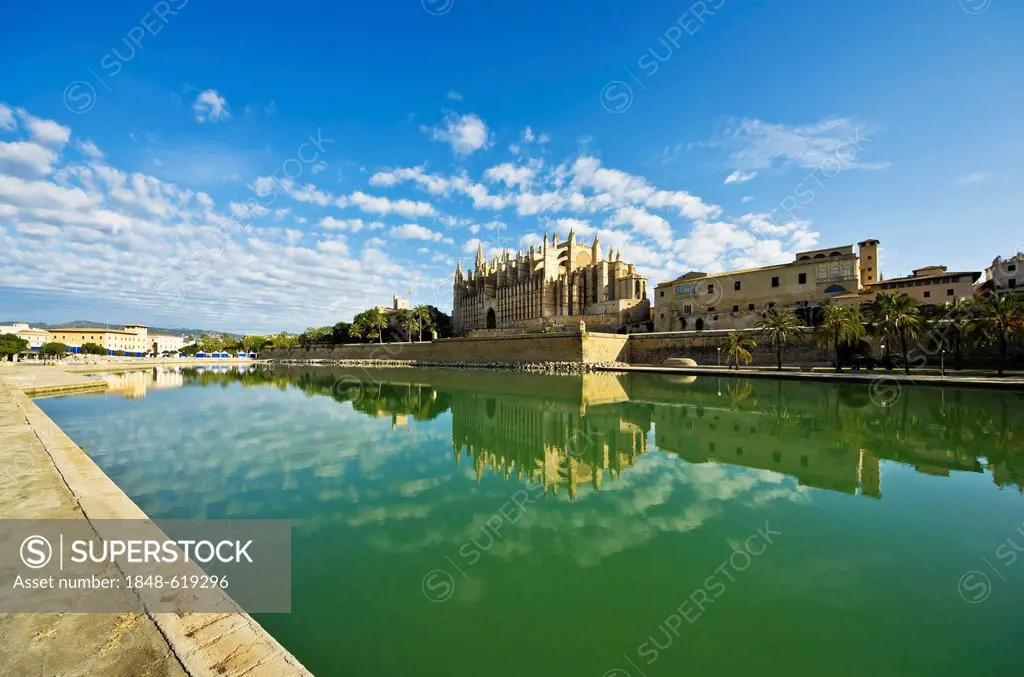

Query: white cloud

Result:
[712,117,888,173]
[607,206,673,240]
[390,223,452,243]
[0,107,458,332]
[741,195,754,203]
[319,217,365,232]
[0,141,59,176]
[76,139,103,158]
[229,201,268,219]
[369,166,450,195]
[423,113,490,156]
[193,89,231,123]
[954,171,987,186]
[724,170,757,184]
[342,191,436,218]
[0,102,16,131]
[483,162,535,188]
[549,218,594,237]
[17,110,71,147]
[446,90,463,102]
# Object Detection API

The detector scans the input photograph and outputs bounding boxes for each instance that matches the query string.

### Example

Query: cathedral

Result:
[452,230,651,335]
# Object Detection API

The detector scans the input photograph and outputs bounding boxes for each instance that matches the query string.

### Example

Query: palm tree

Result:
[348,320,366,343]
[399,311,419,343]
[867,292,923,375]
[421,316,438,341]
[941,297,974,370]
[974,293,1024,376]
[364,309,389,343]
[757,307,801,370]
[412,305,431,342]
[723,331,756,369]
[814,304,865,372]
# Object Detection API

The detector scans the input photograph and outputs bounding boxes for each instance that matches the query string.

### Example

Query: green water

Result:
[38,366,1024,677]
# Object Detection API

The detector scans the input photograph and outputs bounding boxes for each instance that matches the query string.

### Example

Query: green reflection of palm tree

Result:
[726,382,756,411]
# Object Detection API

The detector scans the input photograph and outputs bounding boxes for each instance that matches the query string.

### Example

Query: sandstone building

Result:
[452,231,651,335]
[653,240,879,332]
[836,265,981,307]
[46,323,185,356]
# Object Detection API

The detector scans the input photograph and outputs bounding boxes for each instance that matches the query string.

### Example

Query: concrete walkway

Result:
[0,366,312,676]
[607,364,1024,389]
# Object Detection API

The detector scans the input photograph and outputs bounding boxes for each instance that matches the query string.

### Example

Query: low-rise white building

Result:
[986,252,1024,294]
[0,323,53,350]
[150,333,186,354]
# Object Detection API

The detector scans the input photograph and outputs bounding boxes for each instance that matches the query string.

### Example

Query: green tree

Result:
[421,316,438,341]
[814,304,865,372]
[39,342,69,359]
[353,309,389,343]
[299,326,331,346]
[412,305,431,342]
[241,335,270,353]
[0,333,29,360]
[757,307,801,370]
[199,334,224,353]
[80,342,106,355]
[723,331,756,369]
[270,332,299,349]
[398,310,419,343]
[941,297,974,370]
[866,292,922,375]
[329,322,352,344]
[974,293,1024,376]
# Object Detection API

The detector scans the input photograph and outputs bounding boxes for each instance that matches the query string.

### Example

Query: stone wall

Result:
[265,332,586,363]
[582,333,630,363]
[265,328,1022,370]
[626,329,833,367]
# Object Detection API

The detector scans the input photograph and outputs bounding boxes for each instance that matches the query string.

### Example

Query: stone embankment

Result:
[270,358,631,374]
[0,364,311,677]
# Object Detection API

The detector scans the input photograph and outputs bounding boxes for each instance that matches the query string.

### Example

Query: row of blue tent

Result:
[193,352,258,358]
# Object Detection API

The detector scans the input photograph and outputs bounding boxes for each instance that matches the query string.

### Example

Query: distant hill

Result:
[0,320,243,340]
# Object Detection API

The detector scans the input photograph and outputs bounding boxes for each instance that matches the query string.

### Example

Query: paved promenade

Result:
[0,364,311,676]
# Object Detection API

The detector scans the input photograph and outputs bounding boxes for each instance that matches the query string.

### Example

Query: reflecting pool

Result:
[38,366,1024,677]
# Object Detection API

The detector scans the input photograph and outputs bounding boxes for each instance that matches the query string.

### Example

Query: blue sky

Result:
[0,0,1021,333]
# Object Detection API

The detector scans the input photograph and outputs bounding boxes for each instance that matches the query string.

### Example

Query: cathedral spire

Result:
[455,258,463,279]
[475,241,485,271]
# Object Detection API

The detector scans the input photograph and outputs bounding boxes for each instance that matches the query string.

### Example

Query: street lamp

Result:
[941,349,945,378]
[717,346,721,367]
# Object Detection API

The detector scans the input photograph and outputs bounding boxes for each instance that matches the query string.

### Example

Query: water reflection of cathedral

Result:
[189,366,1024,499]
[450,375,649,499]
